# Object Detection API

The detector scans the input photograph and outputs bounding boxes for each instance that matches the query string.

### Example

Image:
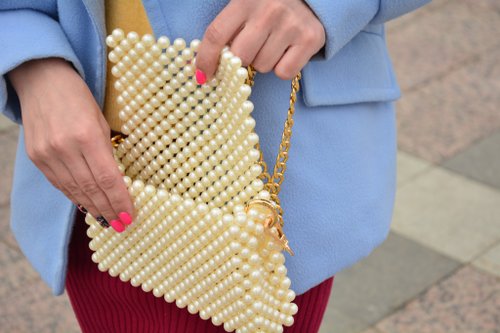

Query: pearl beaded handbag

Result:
[85,28,301,333]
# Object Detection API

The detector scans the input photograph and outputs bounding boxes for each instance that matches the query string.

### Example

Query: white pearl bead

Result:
[141,34,155,47]
[166,46,177,58]
[111,28,125,41]
[126,31,139,43]
[105,35,118,48]
[173,38,186,51]
[157,36,170,48]
[190,39,201,52]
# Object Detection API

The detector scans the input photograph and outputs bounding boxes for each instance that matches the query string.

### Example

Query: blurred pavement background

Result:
[0,0,499,332]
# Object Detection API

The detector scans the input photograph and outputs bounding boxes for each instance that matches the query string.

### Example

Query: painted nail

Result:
[118,212,132,225]
[110,219,126,232]
[96,216,110,228]
[195,69,207,84]
[77,204,88,214]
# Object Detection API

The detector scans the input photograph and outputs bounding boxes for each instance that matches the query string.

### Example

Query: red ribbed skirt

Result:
[65,212,334,333]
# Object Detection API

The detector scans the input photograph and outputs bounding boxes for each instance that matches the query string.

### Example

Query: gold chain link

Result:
[245,65,301,229]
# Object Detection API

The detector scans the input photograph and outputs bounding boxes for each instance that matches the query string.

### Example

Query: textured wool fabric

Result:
[66,212,334,333]
[1,0,430,297]
[302,0,431,61]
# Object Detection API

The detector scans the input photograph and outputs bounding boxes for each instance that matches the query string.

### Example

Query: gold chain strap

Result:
[245,65,301,232]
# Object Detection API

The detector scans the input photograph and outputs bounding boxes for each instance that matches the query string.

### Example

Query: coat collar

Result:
[81,0,106,38]
[79,0,106,107]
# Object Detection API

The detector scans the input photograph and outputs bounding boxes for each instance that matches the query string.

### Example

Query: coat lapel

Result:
[81,0,106,37]
[78,0,106,107]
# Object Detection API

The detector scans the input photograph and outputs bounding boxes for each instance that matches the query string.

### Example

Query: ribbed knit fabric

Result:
[65,212,334,333]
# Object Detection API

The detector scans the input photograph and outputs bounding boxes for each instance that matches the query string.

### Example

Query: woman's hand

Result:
[7,58,134,232]
[195,0,325,81]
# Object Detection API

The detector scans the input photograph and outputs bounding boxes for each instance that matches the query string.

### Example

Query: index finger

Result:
[195,1,246,81]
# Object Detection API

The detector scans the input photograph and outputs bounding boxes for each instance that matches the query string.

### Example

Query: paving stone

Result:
[0,278,80,333]
[396,151,433,187]
[473,242,500,278]
[0,127,19,206]
[442,130,500,190]
[0,114,16,132]
[395,46,500,163]
[319,306,370,333]
[361,328,385,333]
[327,232,460,327]
[479,0,500,12]
[375,266,500,333]
[392,166,500,262]
[386,0,451,33]
[387,0,500,91]
[0,204,19,250]
[0,241,39,299]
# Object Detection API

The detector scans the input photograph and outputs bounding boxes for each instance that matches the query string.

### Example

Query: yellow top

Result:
[104,0,153,131]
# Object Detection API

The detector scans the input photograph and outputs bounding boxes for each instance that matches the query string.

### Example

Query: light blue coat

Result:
[0,0,429,296]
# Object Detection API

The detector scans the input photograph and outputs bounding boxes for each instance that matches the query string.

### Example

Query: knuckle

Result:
[81,179,100,195]
[302,28,320,46]
[97,173,117,190]
[73,130,92,145]
[48,135,67,153]
[282,20,300,36]
[205,23,224,45]
[26,145,41,161]
[32,144,51,162]
[65,181,80,194]
[266,1,286,20]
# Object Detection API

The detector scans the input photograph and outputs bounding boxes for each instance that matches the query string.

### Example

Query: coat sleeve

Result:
[0,8,85,125]
[303,0,431,61]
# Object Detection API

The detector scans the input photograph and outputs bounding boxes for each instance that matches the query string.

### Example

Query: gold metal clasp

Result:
[245,198,294,256]
[111,133,125,148]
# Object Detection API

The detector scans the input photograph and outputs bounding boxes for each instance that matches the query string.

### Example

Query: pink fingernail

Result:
[110,219,126,232]
[118,212,132,225]
[195,69,207,85]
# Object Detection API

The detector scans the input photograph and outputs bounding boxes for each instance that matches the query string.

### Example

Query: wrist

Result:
[7,57,76,99]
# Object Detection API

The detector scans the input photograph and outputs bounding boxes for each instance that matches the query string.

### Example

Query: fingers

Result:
[252,28,293,73]
[229,24,270,67]
[275,44,314,80]
[197,0,326,81]
[45,142,132,233]
[62,152,117,222]
[26,126,133,233]
[35,158,103,225]
[81,136,135,226]
[14,56,134,232]
[37,161,83,207]
[195,1,246,80]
